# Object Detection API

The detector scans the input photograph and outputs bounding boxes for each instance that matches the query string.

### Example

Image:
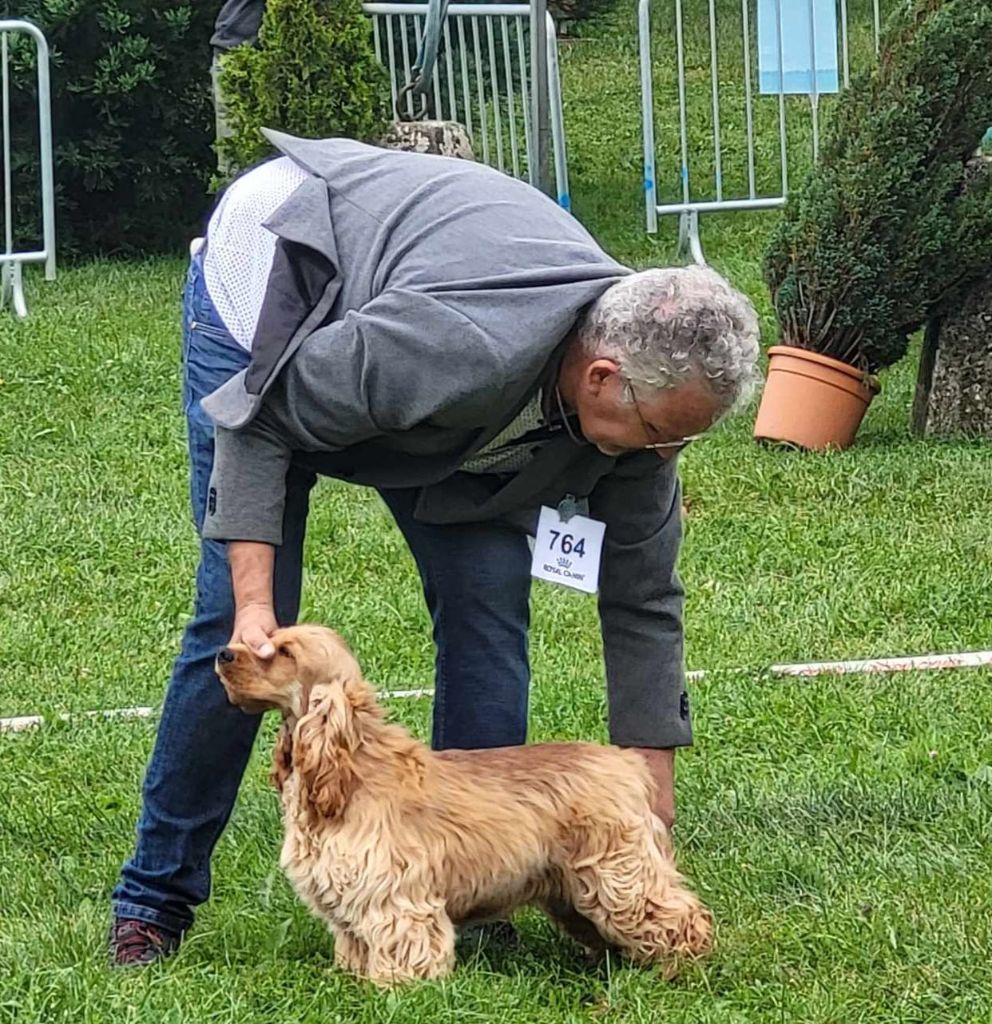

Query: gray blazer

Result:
[201,131,691,749]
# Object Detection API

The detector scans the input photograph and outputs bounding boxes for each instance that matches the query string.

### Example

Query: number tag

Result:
[530,505,606,594]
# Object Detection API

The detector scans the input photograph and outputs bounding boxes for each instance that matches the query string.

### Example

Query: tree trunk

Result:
[910,154,992,439]
[910,317,941,436]
[911,279,992,439]
[379,121,474,161]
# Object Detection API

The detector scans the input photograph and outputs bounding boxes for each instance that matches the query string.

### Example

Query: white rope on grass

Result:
[3,650,991,736]
[769,650,992,677]
[0,688,434,735]
[0,705,155,734]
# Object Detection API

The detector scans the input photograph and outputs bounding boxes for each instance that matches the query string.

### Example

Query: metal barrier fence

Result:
[363,2,570,209]
[1,20,55,319]
[639,0,884,261]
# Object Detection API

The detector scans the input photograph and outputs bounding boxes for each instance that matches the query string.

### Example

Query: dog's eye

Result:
[277,645,291,658]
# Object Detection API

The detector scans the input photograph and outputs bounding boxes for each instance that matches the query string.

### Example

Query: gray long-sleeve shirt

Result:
[199,132,692,749]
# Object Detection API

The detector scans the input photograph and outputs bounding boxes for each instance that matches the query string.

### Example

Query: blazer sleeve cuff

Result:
[200,424,292,545]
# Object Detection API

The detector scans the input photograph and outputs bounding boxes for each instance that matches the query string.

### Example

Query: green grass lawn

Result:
[2,3,992,1021]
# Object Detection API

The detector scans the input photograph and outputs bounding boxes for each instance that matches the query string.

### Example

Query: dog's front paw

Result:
[347,914,457,986]
[650,903,715,980]
[333,930,370,975]
[363,953,456,987]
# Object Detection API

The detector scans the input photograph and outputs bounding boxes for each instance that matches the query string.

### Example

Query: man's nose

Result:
[217,647,236,664]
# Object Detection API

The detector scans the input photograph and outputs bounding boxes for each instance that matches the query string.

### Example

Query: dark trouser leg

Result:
[377,488,532,750]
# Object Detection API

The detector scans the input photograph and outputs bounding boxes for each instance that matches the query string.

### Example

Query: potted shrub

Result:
[756,0,992,450]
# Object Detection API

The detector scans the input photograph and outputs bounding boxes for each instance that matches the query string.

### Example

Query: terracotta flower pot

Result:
[753,346,880,451]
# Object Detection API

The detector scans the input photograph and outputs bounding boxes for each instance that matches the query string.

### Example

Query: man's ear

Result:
[584,358,622,397]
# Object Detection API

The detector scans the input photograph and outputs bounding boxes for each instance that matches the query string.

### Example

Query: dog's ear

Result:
[292,684,359,821]
[270,720,294,793]
[341,673,383,721]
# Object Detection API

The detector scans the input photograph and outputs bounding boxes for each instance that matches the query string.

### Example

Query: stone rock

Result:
[379,120,474,160]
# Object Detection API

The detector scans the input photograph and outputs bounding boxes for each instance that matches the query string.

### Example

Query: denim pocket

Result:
[182,325,250,415]
[188,318,231,342]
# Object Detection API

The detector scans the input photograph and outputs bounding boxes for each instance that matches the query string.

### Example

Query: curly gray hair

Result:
[576,265,762,413]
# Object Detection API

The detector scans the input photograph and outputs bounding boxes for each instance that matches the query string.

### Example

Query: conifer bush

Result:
[216,0,390,177]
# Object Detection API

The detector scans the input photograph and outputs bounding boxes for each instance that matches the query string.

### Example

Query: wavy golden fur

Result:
[216,625,712,986]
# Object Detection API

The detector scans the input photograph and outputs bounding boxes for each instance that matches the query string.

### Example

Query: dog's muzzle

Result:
[217,647,236,664]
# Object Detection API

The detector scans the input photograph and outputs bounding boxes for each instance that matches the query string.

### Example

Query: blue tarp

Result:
[758,0,840,95]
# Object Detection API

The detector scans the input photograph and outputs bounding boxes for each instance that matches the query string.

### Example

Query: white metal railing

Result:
[639,0,885,261]
[1,19,55,319]
[364,3,570,209]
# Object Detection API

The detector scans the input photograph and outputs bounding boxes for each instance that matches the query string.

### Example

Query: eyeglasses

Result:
[624,381,705,453]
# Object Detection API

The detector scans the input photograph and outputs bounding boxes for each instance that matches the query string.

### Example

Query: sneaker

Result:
[109,918,181,967]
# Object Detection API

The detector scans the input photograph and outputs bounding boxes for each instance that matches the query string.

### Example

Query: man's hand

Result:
[228,541,277,659]
[629,747,676,830]
[230,601,278,658]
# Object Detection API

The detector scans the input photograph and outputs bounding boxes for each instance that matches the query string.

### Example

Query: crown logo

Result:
[557,556,572,569]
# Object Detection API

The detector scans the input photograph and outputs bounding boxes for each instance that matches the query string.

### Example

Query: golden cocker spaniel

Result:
[216,625,712,986]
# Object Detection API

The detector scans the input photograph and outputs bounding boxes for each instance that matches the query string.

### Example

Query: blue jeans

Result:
[113,254,531,934]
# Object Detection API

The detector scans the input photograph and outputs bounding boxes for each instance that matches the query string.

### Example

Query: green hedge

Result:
[10,1,216,256]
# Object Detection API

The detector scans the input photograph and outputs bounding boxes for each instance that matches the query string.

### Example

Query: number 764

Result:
[548,531,586,557]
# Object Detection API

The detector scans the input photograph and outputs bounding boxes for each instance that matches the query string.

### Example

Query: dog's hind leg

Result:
[358,903,457,986]
[541,894,614,959]
[560,816,713,977]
